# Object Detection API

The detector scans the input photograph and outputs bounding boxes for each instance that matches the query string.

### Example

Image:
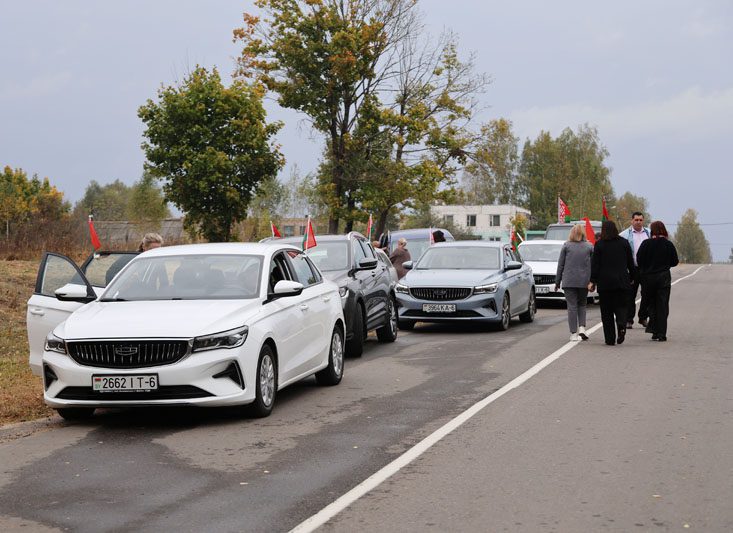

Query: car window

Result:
[517,243,563,262]
[81,252,138,287]
[38,254,87,296]
[269,252,292,293]
[352,238,367,264]
[417,247,500,270]
[503,248,513,266]
[287,251,318,287]
[359,239,375,259]
[303,241,350,272]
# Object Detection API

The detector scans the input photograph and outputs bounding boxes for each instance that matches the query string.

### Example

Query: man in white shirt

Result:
[621,212,651,329]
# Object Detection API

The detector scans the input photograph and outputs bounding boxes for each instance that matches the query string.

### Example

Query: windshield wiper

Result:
[99,297,127,302]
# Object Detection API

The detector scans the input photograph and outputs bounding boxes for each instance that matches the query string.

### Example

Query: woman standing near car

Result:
[555,224,593,341]
[589,220,635,346]
[636,221,679,342]
[389,237,412,279]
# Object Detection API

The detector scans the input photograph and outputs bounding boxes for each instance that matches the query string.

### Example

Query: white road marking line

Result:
[290,264,706,532]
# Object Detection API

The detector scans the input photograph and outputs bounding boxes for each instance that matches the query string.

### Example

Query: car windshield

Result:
[417,247,500,270]
[545,227,573,240]
[101,254,263,301]
[304,242,349,271]
[518,243,563,262]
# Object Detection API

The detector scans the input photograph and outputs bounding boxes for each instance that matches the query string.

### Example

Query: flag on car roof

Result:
[88,215,101,250]
[602,196,610,222]
[302,217,317,250]
[270,221,282,238]
[558,197,571,223]
[583,217,596,244]
[429,226,434,246]
[365,213,373,240]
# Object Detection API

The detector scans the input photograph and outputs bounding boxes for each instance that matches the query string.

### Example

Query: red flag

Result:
[270,221,281,238]
[88,215,102,250]
[365,214,373,240]
[583,217,596,244]
[558,197,571,223]
[429,226,434,246]
[602,196,610,222]
[302,218,317,250]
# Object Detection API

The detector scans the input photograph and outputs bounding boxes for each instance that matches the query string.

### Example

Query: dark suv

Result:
[280,232,397,357]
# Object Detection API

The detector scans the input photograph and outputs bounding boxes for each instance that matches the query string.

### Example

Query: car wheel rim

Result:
[502,298,510,328]
[260,354,275,407]
[331,331,344,377]
[389,300,397,335]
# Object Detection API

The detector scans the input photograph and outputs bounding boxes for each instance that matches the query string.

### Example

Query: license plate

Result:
[422,304,456,313]
[536,286,550,294]
[92,374,158,392]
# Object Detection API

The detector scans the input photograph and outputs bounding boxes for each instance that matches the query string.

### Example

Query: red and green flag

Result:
[365,214,373,240]
[510,227,523,251]
[558,197,571,223]
[602,196,610,222]
[270,221,282,238]
[302,218,317,251]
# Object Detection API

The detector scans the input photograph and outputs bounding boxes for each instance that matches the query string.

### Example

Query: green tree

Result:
[74,179,133,220]
[519,125,613,228]
[613,191,650,226]
[674,209,711,263]
[138,67,283,241]
[464,118,521,205]
[1,166,69,238]
[235,0,420,233]
[127,173,171,222]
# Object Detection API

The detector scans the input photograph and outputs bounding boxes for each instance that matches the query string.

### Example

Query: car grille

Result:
[56,385,212,401]
[533,274,555,285]
[410,287,472,301]
[66,340,190,369]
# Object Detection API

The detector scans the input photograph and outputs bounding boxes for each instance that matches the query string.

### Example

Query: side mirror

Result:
[505,260,522,271]
[55,283,96,303]
[273,280,304,297]
[357,258,378,271]
[402,261,414,270]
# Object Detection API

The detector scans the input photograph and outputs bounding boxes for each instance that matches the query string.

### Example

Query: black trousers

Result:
[627,267,648,324]
[599,289,628,344]
[641,271,672,337]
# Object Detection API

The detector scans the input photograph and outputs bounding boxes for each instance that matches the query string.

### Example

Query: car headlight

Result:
[395,283,410,294]
[338,286,349,298]
[45,332,67,354]
[192,326,248,353]
[474,283,498,294]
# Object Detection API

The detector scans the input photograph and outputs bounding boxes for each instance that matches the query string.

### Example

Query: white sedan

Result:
[26,243,345,420]
[518,240,598,302]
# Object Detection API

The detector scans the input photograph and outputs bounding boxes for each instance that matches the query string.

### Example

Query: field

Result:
[0,260,53,425]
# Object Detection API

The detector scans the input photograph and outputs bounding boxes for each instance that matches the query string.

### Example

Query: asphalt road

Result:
[1,264,730,532]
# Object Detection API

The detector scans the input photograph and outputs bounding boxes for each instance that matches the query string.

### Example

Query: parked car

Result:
[26,243,345,420]
[394,241,536,330]
[383,227,455,262]
[517,240,598,303]
[375,247,398,286]
[279,232,397,357]
[544,221,601,241]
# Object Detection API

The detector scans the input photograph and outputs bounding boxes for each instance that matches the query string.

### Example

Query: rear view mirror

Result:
[273,280,304,297]
[505,260,522,271]
[402,261,414,270]
[55,283,96,303]
[357,258,378,270]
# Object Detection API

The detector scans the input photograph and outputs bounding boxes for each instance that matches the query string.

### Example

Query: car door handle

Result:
[29,308,45,316]
[322,295,331,302]
[299,303,309,311]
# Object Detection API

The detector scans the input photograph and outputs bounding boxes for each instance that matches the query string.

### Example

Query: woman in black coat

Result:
[589,220,635,345]
[636,220,679,341]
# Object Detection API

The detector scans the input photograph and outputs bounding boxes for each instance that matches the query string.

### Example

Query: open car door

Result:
[25,251,138,376]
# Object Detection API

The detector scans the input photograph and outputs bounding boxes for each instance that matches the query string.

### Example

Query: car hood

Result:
[525,261,558,276]
[402,269,502,287]
[57,299,263,340]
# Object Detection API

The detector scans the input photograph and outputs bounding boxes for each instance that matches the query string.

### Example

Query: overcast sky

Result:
[2,1,731,260]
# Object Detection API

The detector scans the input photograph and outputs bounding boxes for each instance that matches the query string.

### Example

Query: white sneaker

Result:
[578,326,588,340]
[570,333,580,342]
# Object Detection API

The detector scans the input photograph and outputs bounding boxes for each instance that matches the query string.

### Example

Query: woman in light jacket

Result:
[555,224,593,341]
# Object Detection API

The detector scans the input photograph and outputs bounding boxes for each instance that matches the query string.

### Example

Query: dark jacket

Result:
[636,237,679,276]
[590,237,635,290]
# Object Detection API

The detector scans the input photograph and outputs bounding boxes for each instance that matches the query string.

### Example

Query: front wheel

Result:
[495,295,511,331]
[376,298,398,342]
[316,326,344,386]
[519,291,536,323]
[249,344,276,418]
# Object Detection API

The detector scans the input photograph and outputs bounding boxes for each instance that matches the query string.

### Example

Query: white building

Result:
[430,204,531,241]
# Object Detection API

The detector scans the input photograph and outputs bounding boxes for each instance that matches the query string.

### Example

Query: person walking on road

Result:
[621,212,651,329]
[389,237,412,279]
[636,221,679,342]
[555,224,593,342]
[589,220,635,346]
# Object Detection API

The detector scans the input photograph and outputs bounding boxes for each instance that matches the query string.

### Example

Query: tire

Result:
[249,344,277,418]
[57,407,95,421]
[495,295,511,331]
[316,326,344,386]
[376,298,398,342]
[345,304,365,358]
[519,290,536,323]
[398,320,415,330]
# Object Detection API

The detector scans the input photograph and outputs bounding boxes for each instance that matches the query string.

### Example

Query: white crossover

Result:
[26,243,345,420]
